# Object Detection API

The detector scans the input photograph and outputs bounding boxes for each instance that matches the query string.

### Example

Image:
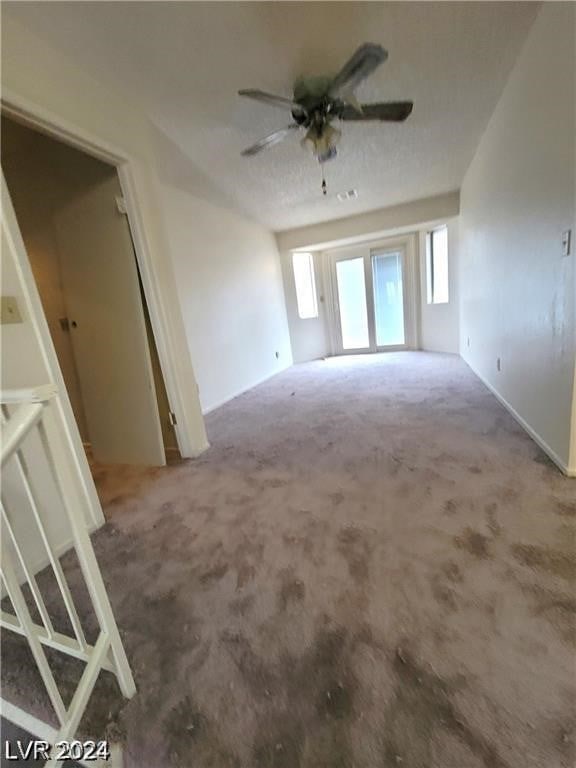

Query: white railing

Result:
[1,386,135,767]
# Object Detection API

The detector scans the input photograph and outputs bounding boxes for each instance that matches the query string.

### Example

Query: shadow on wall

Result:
[150,123,239,214]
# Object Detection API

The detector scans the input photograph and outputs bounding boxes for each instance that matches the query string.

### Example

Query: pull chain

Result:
[321,165,327,196]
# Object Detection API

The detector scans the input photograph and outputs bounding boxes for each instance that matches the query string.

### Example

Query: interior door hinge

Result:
[115,196,128,215]
[168,411,177,426]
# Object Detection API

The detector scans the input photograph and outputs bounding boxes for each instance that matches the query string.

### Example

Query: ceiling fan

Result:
[238,43,413,169]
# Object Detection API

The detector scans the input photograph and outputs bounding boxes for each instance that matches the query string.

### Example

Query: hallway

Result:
[2,353,574,767]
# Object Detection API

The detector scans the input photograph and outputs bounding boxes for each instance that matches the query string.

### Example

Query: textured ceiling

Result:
[4,2,538,231]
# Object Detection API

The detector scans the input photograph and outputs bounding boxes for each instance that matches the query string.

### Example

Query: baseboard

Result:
[420,345,460,355]
[202,365,291,416]
[463,358,572,477]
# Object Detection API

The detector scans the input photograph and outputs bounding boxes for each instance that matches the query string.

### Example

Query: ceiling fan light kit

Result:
[301,123,342,164]
[239,42,413,194]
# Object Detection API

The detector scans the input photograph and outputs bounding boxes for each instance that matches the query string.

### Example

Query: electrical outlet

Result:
[562,230,571,257]
[496,357,501,372]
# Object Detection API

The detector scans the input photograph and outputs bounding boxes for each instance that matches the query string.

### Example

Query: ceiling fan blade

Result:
[329,43,388,97]
[241,125,299,157]
[340,101,414,122]
[238,89,304,113]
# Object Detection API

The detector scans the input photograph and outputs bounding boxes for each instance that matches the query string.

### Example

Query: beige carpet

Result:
[2,352,575,768]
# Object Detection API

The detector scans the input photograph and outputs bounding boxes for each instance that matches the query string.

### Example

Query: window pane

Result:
[372,251,405,346]
[425,233,433,303]
[431,227,449,304]
[292,252,318,319]
[336,257,369,349]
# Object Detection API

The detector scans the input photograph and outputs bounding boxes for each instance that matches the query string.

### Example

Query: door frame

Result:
[1,95,194,460]
[324,233,419,356]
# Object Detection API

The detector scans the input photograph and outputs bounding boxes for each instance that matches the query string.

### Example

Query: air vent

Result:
[336,189,358,202]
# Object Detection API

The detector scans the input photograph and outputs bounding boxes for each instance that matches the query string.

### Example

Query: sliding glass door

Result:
[331,243,410,355]
[372,250,405,347]
[335,256,370,351]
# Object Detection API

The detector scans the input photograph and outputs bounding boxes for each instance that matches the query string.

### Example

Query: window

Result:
[292,252,318,319]
[426,226,449,304]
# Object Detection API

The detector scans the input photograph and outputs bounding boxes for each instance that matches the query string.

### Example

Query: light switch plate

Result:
[1,296,23,324]
[562,229,571,257]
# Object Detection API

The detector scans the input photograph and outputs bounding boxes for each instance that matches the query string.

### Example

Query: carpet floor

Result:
[2,352,575,768]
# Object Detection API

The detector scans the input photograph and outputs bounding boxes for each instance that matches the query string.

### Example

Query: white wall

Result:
[280,250,328,364]
[158,185,292,413]
[459,3,575,472]
[418,218,460,354]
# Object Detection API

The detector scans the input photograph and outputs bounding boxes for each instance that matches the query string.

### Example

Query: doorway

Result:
[1,114,180,466]
[327,235,418,355]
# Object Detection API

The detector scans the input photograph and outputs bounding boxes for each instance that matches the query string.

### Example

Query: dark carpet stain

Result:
[265,478,289,489]
[199,562,229,584]
[165,696,239,767]
[430,561,464,612]
[521,583,576,646]
[454,528,491,559]
[485,504,503,537]
[229,594,256,616]
[511,544,576,581]
[384,646,508,768]
[555,501,576,517]
[336,526,373,583]
[221,630,277,698]
[278,570,306,612]
[533,451,559,469]
[317,680,354,720]
[282,518,329,565]
[309,626,347,672]
[252,716,305,768]
[431,576,458,612]
[442,561,464,583]
[121,588,201,679]
[222,623,361,766]
[236,562,256,589]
